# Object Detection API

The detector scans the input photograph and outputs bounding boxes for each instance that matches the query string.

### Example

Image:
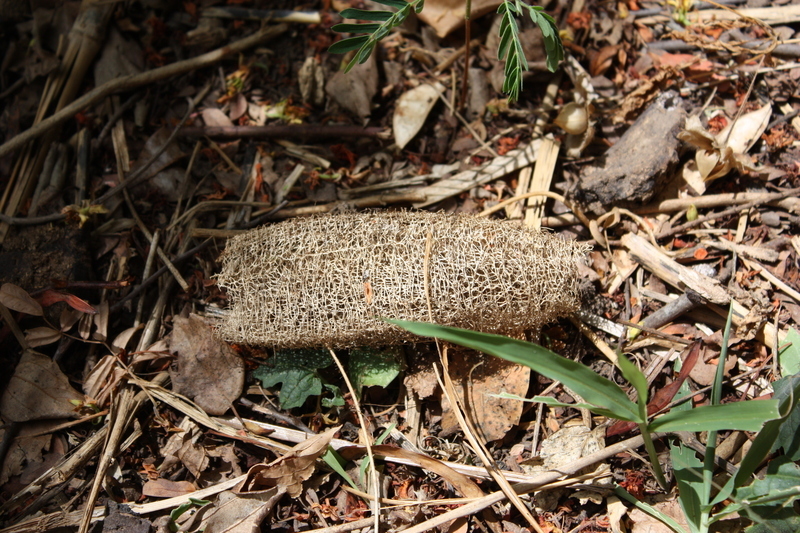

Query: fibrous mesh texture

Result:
[216,211,589,348]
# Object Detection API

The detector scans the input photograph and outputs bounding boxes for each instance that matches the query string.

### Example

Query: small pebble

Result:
[692,263,717,278]
[760,211,782,227]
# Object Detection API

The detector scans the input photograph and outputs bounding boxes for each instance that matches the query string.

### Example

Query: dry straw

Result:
[216,211,588,348]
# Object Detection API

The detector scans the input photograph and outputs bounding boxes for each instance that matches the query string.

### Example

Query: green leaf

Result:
[328,36,370,54]
[530,396,634,421]
[372,0,409,9]
[386,320,642,422]
[648,400,781,433]
[729,457,800,530]
[615,485,689,533]
[256,368,322,410]
[332,23,382,34]
[713,373,800,505]
[339,9,394,21]
[349,346,403,395]
[778,328,800,377]
[253,348,331,409]
[328,0,422,71]
[322,382,345,407]
[618,353,649,419]
[526,5,563,72]
[670,440,706,533]
[772,373,800,460]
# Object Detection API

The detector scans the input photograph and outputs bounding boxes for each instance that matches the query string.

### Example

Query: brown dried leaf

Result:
[418,0,502,37]
[38,289,96,314]
[441,347,529,442]
[142,478,197,498]
[199,488,284,533]
[679,104,771,182]
[169,314,244,416]
[25,326,62,348]
[0,350,83,422]
[0,283,43,316]
[235,426,339,498]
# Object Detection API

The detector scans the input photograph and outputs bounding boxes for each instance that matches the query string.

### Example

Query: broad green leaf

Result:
[321,382,345,408]
[713,373,800,505]
[745,516,800,533]
[339,9,394,21]
[386,320,641,422]
[649,400,780,433]
[670,441,705,533]
[331,23,382,34]
[349,346,403,395]
[778,328,800,377]
[726,457,800,530]
[772,373,800,460]
[253,348,331,409]
[256,368,322,410]
[328,36,370,54]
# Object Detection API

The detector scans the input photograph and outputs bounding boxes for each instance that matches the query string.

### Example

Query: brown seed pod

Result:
[216,211,588,348]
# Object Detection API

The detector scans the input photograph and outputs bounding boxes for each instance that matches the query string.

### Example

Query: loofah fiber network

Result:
[216,211,589,348]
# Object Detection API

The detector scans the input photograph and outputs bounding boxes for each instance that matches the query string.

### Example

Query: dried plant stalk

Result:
[216,211,588,348]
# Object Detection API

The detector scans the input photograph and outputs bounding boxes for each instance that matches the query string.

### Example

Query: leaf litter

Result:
[0,0,799,532]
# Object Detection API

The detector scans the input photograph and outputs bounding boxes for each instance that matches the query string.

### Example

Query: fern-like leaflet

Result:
[329,0,425,73]
[497,1,563,101]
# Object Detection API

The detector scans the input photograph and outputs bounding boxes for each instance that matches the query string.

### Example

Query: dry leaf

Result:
[38,289,96,314]
[142,478,197,498]
[0,350,84,422]
[236,426,339,498]
[202,107,235,128]
[25,326,62,347]
[159,418,209,478]
[393,83,442,150]
[169,314,245,416]
[418,0,502,37]
[441,347,529,442]
[678,103,771,182]
[199,488,284,533]
[0,283,43,316]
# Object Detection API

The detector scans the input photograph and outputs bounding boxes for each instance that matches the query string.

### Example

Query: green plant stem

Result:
[460,0,472,111]
[640,422,668,490]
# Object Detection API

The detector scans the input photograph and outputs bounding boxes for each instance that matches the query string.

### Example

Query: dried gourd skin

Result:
[216,211,589,348]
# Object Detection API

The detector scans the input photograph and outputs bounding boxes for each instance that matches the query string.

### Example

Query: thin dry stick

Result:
[433,363,545,533]
[327,348,380,533]
[478,190,593,228]
[423,229,538,533]
[656,187,800,240]
[0,25,287,160]
[399,432,657,533]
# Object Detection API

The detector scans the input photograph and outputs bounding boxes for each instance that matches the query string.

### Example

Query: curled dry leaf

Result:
[0,283,43,316]
[393,83,443,150]
[236,426,339,498]
[38,289,96,314]
[0,350,84,422]
[678,103,771,182]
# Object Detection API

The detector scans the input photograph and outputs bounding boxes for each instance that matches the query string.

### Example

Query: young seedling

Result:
[329,0,564,103]
[387,316,800,532]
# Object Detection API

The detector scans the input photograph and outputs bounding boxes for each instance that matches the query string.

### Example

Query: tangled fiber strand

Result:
[216,211,589,348]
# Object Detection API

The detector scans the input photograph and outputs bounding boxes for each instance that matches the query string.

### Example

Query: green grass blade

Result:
[386,320,642,422]
[648,400,781,433]
[615,486,690,533]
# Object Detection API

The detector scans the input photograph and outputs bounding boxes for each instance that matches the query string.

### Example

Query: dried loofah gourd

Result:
[216,211,588,348]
